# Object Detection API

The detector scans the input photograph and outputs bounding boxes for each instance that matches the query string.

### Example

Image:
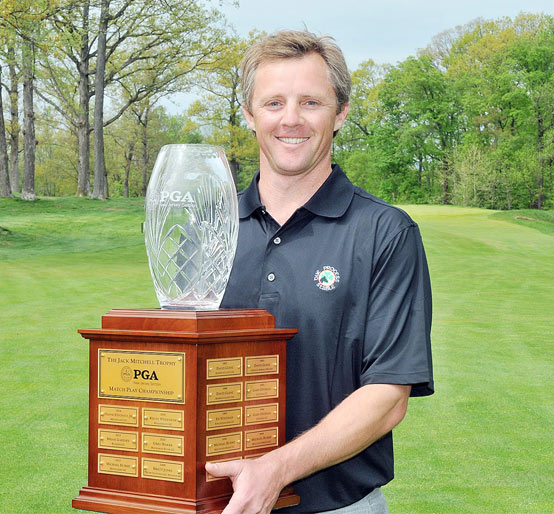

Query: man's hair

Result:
[241,30,351,114]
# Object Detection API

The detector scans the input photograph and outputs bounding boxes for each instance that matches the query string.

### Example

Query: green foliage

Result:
[336,13,554,209]
[3,9,554,208]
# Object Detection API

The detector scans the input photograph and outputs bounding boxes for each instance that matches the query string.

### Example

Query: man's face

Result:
[243,52,348,179]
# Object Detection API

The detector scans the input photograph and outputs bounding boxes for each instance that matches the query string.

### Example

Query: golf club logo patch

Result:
[314,266,340,291]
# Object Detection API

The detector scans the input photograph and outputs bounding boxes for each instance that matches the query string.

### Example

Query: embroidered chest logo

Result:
[314,266,340,291]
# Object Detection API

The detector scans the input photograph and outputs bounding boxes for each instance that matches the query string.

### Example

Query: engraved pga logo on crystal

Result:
[144,145,239,310]
[147,190,196,209]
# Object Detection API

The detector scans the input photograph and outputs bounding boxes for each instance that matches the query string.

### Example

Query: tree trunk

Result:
[124,141,134,198]
[92,0,109,200]
[140,107,150,196]
[229,158,239,185]
[77,0,91,197]
[8,44,19,194]
[0,66,12,197]
[21,37,36,202]
[534,106,546,210]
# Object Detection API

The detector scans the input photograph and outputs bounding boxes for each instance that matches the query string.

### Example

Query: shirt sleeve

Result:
[359,223,434,397]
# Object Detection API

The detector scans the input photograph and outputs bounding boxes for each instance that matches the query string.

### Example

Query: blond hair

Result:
[241,30,351,114]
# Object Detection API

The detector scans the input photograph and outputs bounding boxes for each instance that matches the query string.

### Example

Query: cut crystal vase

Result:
[144,144,239,310]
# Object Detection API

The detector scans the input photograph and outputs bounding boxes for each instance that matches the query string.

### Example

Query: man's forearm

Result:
[264,383,411,490]
[205,383,411,514]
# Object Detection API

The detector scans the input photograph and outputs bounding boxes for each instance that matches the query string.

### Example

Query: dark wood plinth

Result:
[72,309,299,514]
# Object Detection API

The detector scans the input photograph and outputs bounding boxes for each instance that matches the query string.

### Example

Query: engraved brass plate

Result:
[206,382,243,405]
[206,407,242,430]
[98,405,139,427]
[142,458,184,483]
[98,350,185,403]
[98,454,138,477]
[245,427,278,450]
[207,358,242,379]
[245,379,279,400]
[143,408,184,431]
[142,433,184,456]
[245,403,279,426]
[206,432,242,456]
[206,457,242,482]
[98,429,139,452]
[245,355,279,376]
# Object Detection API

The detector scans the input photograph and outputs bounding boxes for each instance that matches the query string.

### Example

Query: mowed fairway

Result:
[0,198,552,513]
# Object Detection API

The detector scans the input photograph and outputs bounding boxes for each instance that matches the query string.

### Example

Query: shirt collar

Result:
[238,164,355,219]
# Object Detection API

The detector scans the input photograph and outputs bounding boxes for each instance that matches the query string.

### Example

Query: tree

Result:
[0,0,59,201]
[91,0,109,199]
[90,0,225,199]
[187,32,261,188]
[37,0,226,199]
[7,39,20,194]
[509,18,554,208]
[379,55,462,203]
[0,65,11,197]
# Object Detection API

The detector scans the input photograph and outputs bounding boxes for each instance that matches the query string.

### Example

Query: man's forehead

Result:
[253,54,334,95]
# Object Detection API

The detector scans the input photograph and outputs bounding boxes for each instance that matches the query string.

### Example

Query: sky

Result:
[218,0,554,69]
[163,0,553,113]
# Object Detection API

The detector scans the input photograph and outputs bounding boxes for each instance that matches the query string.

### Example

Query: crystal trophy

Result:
[144,144,239,310]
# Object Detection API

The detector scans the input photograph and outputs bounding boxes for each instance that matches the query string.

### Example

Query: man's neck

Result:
[258,164,333,226]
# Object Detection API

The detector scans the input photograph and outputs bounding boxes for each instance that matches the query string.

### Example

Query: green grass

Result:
[1,198,553,513]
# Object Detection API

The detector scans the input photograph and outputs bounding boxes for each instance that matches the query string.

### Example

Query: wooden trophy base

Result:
[72,309,299,514]
[73,485,300,514]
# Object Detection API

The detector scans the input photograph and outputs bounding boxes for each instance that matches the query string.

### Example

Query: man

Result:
[209,30,434,514]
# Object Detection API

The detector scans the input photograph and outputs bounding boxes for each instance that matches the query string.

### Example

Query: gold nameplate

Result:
[245,355,279,376]
[206,382,243,405]
[245,404,279,426]
[245,428,278,450]
[205,457,242,482]
[245,379,279,400]
[206,358,242,379]
[142,433,184,456]
[98,429,138,452]
[98,350,185,404]
[98,454,138,477]
[98,405,138,427]
[206,432,242,456]
[143,408,184,431]
[206,407,242,430]
[142,458,184,483]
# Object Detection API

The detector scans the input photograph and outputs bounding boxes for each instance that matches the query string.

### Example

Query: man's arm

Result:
[205,383,411,514]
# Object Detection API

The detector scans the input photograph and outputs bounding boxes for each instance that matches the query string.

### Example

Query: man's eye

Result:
[305,100,319,106]
[267,101,281,107]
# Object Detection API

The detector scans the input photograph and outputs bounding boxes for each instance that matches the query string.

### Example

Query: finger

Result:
[205,459,242,478]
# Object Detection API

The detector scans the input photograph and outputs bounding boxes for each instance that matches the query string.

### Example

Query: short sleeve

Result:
[360,224,434,397]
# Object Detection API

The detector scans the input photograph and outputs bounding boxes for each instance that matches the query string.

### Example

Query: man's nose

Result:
[281,103,303,126]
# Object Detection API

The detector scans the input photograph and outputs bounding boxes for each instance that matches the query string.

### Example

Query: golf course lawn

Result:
[0,198,552,513]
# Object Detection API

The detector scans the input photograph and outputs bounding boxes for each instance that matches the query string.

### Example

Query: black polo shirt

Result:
[221,164,433,513]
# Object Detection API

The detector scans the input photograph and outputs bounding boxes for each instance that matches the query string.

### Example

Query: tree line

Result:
[0,4,553,210]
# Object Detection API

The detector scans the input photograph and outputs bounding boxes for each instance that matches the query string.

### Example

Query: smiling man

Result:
[212,30,434,514]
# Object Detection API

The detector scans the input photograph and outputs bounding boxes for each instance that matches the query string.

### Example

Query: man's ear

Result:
[333,102,349,132]
[242,105,255,132]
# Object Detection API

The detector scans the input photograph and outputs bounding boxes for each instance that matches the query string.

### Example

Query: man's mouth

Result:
[277,137,309,144]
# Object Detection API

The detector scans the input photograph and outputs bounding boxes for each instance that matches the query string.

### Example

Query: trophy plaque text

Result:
[72,308,299,514]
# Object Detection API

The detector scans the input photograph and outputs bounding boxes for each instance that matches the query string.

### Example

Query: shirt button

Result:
[267,273,276,282]
[273,237,281,245]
